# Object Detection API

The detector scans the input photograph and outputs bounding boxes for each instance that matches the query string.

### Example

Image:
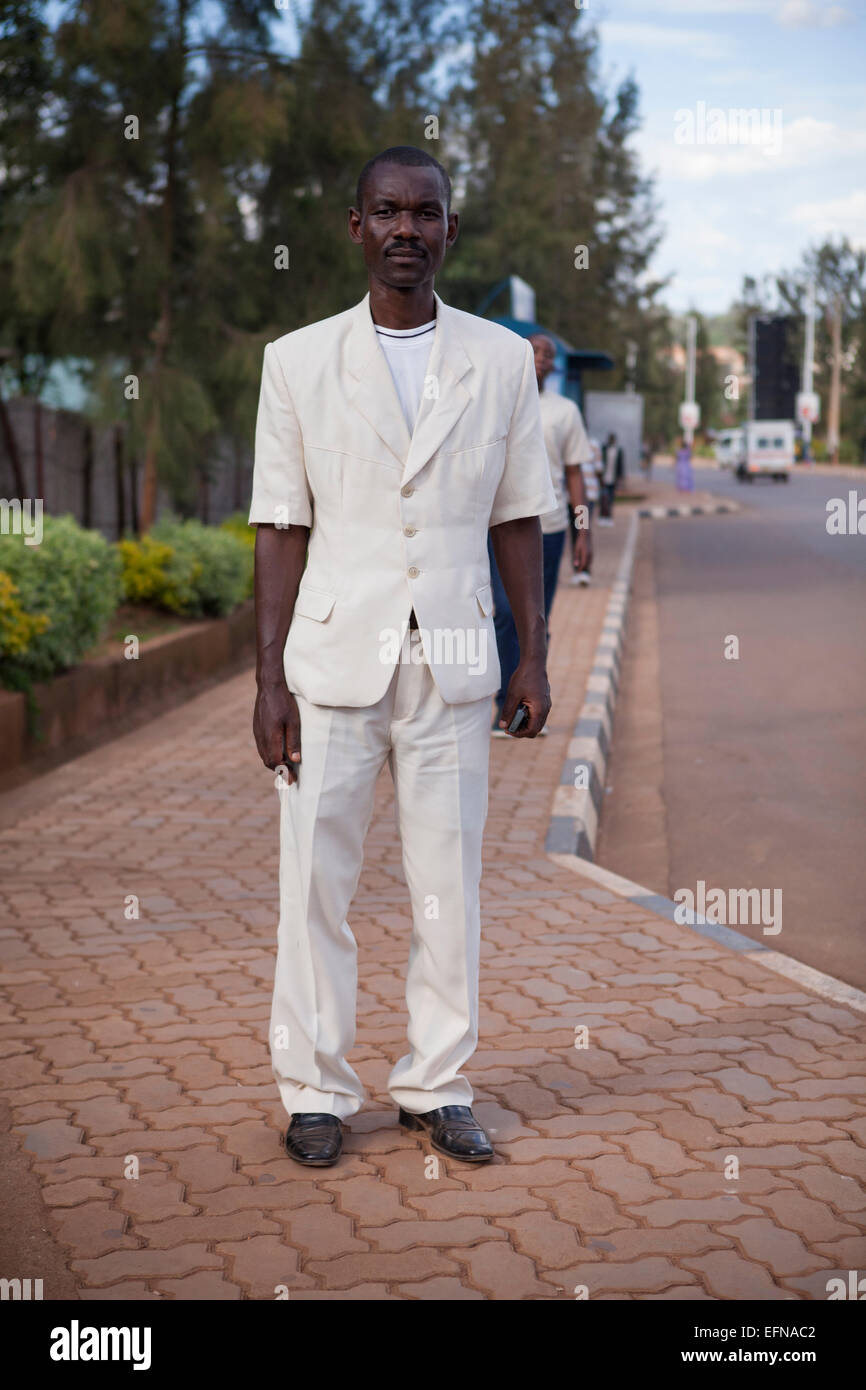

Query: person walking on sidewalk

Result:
[570,435,602,587]
[249,146,557,1168]
[598,430,624,524]
[489,333,592,730]
[675,434,695,491]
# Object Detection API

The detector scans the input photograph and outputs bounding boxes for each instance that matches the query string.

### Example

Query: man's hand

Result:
[251,521,309,784]
[489,515,550,736]
[499,657,551,737]
[254,677,302,783]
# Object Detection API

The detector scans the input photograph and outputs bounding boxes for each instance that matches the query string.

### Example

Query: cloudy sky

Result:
[593,0,866,313]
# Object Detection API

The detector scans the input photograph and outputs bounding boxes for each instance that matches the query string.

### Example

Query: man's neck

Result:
[369,278,436,330]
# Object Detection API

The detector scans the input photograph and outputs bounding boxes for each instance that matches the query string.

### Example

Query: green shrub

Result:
[811,437,861,464]
[219,512,255,597]
[219,511,255,548]
[0,514,122,687]
[148,516,251,617]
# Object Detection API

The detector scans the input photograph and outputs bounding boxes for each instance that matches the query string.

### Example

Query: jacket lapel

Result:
[345,293,412,468]
[345,290,473,481]
[401,291,472,488]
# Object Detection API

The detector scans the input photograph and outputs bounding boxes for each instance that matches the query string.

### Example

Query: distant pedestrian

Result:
[675,436,695,492]
[599,431,624,525]
[570,436,601,587]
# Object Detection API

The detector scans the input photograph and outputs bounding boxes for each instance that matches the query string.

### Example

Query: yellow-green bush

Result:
[220,512,255,598]
[0,571,50,659]
[118,517,252,617]
[219,511,255,549]
[0,515,122,689]
[117,536,179,605]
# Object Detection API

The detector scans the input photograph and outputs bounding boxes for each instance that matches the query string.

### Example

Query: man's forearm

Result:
[254,523,310,686]
[565,464,587,513]
[489,515,547,661]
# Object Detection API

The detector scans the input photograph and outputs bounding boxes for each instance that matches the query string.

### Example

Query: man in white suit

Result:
[249,146,557,1166]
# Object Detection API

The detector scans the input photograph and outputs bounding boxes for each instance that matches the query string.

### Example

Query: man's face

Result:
[531,336,556,386]
[348,164,458,287]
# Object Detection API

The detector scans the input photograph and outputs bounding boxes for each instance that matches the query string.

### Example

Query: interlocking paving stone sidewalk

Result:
[1,519,864,1300]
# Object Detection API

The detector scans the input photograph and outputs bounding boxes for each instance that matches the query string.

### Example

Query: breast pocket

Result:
[443,434,506,459]
[467,438,507,506]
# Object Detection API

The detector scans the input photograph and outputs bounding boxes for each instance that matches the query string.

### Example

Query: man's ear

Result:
[446,211,459,249]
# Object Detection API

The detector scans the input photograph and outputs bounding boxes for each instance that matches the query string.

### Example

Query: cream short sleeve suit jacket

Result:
[248,290,557,707]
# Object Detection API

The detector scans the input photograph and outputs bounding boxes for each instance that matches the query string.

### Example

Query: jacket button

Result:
[403,526,416,537]
[401,484,414,497]
[407,566,419,579]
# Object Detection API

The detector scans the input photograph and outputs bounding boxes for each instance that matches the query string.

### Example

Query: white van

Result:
[736,420,794,482]
[715,428,744,470]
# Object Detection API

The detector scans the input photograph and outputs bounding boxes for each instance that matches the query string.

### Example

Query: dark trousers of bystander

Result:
[487,529,565,719]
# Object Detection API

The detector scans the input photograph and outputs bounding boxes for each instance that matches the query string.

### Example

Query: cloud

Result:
[613,0,854,20]
[598,21,737,62]
[777,1,854,27]
[613,1,773,13]
[663,273,738,314]
[790,189,866,244]
[705,67,774,86]
[640,115,866,181]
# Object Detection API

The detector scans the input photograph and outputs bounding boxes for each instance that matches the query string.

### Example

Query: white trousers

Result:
[271,629,491,1120]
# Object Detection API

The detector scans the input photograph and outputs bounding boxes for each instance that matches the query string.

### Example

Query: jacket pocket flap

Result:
[294,586,336,622]
[475,584,494,617]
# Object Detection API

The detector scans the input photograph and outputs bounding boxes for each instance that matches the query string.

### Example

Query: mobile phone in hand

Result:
[508,703,529,734]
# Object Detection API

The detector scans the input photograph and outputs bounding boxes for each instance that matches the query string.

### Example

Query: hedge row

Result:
[0,513,255,691]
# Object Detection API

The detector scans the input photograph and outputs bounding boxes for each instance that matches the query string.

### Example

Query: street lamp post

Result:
[678,315,700,446]
[796,282,819,463]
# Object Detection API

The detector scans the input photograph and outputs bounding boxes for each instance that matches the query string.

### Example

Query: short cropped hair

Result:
[355,145,452,214]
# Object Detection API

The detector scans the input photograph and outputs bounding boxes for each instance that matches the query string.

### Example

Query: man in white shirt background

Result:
[488,332,592,730]
[249,146,557,1167]
[599,430,624,525]
[570,435,602,587]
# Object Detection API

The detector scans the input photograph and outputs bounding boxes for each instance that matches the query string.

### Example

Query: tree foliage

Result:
[0,0,675,514]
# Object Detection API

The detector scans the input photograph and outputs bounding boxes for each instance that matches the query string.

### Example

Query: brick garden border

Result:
[0,601,255,779]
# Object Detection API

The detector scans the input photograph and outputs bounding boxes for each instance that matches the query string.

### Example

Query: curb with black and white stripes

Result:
[637,501,740,520]
[543,501,866,1015]
[545,510,639,860]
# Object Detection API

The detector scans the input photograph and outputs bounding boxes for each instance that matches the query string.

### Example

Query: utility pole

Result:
[797,281,819,464]
[678,315,699,445]
[827,293,843,466]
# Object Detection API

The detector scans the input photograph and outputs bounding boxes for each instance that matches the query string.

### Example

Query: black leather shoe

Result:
[284,1113,343,1166]
[399,1105,494,1163]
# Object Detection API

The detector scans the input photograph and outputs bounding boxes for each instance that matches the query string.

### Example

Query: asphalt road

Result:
[600,463,866,990]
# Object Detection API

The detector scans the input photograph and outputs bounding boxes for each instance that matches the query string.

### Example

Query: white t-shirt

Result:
[537,391,593,534]
[602,442,619,485]
[375,318,436,435]
[582,441,601,502]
